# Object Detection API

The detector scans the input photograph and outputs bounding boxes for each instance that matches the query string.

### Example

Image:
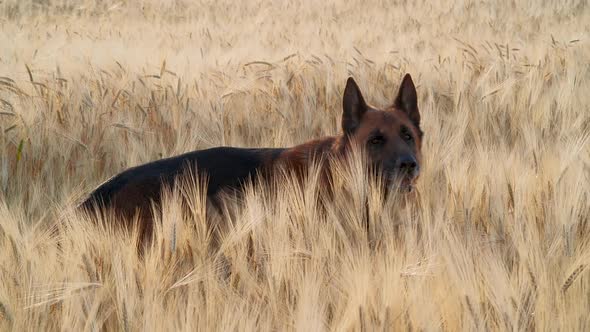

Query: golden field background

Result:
[0,0,589,330]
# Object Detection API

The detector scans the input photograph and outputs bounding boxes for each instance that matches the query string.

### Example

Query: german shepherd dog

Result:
[80,74,423,243]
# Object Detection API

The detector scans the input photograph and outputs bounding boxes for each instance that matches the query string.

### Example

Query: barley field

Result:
[0,0,589,330]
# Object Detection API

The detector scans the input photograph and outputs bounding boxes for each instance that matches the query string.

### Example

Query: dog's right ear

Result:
[394,74,420,127]
[342,77,367,135]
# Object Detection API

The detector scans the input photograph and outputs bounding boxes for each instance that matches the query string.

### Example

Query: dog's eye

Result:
[369,136,385,145]
[401,128,413,142]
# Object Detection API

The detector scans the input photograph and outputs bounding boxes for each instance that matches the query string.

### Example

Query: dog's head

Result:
[341,74,423,191]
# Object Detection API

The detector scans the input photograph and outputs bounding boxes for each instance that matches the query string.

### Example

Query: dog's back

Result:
[80,147,285,221]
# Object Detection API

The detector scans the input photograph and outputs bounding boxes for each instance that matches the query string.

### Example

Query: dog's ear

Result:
[394,74,420,127]
[342,77,367,134]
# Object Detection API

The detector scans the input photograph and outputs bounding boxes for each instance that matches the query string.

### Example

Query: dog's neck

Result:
[278,136,345,169]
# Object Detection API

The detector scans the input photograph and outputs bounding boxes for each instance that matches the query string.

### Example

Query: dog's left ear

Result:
[342,77,367,135]
[394,74,420,127]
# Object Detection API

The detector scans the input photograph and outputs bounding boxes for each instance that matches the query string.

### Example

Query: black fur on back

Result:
[80,147,285,212]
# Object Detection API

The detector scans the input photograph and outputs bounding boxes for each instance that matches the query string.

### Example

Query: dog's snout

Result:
[396,155,418,174]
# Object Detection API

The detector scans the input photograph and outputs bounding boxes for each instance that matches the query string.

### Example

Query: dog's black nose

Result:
[396,155,418,174]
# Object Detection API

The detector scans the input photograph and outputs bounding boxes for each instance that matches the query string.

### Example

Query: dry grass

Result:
[1,0,589,330]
